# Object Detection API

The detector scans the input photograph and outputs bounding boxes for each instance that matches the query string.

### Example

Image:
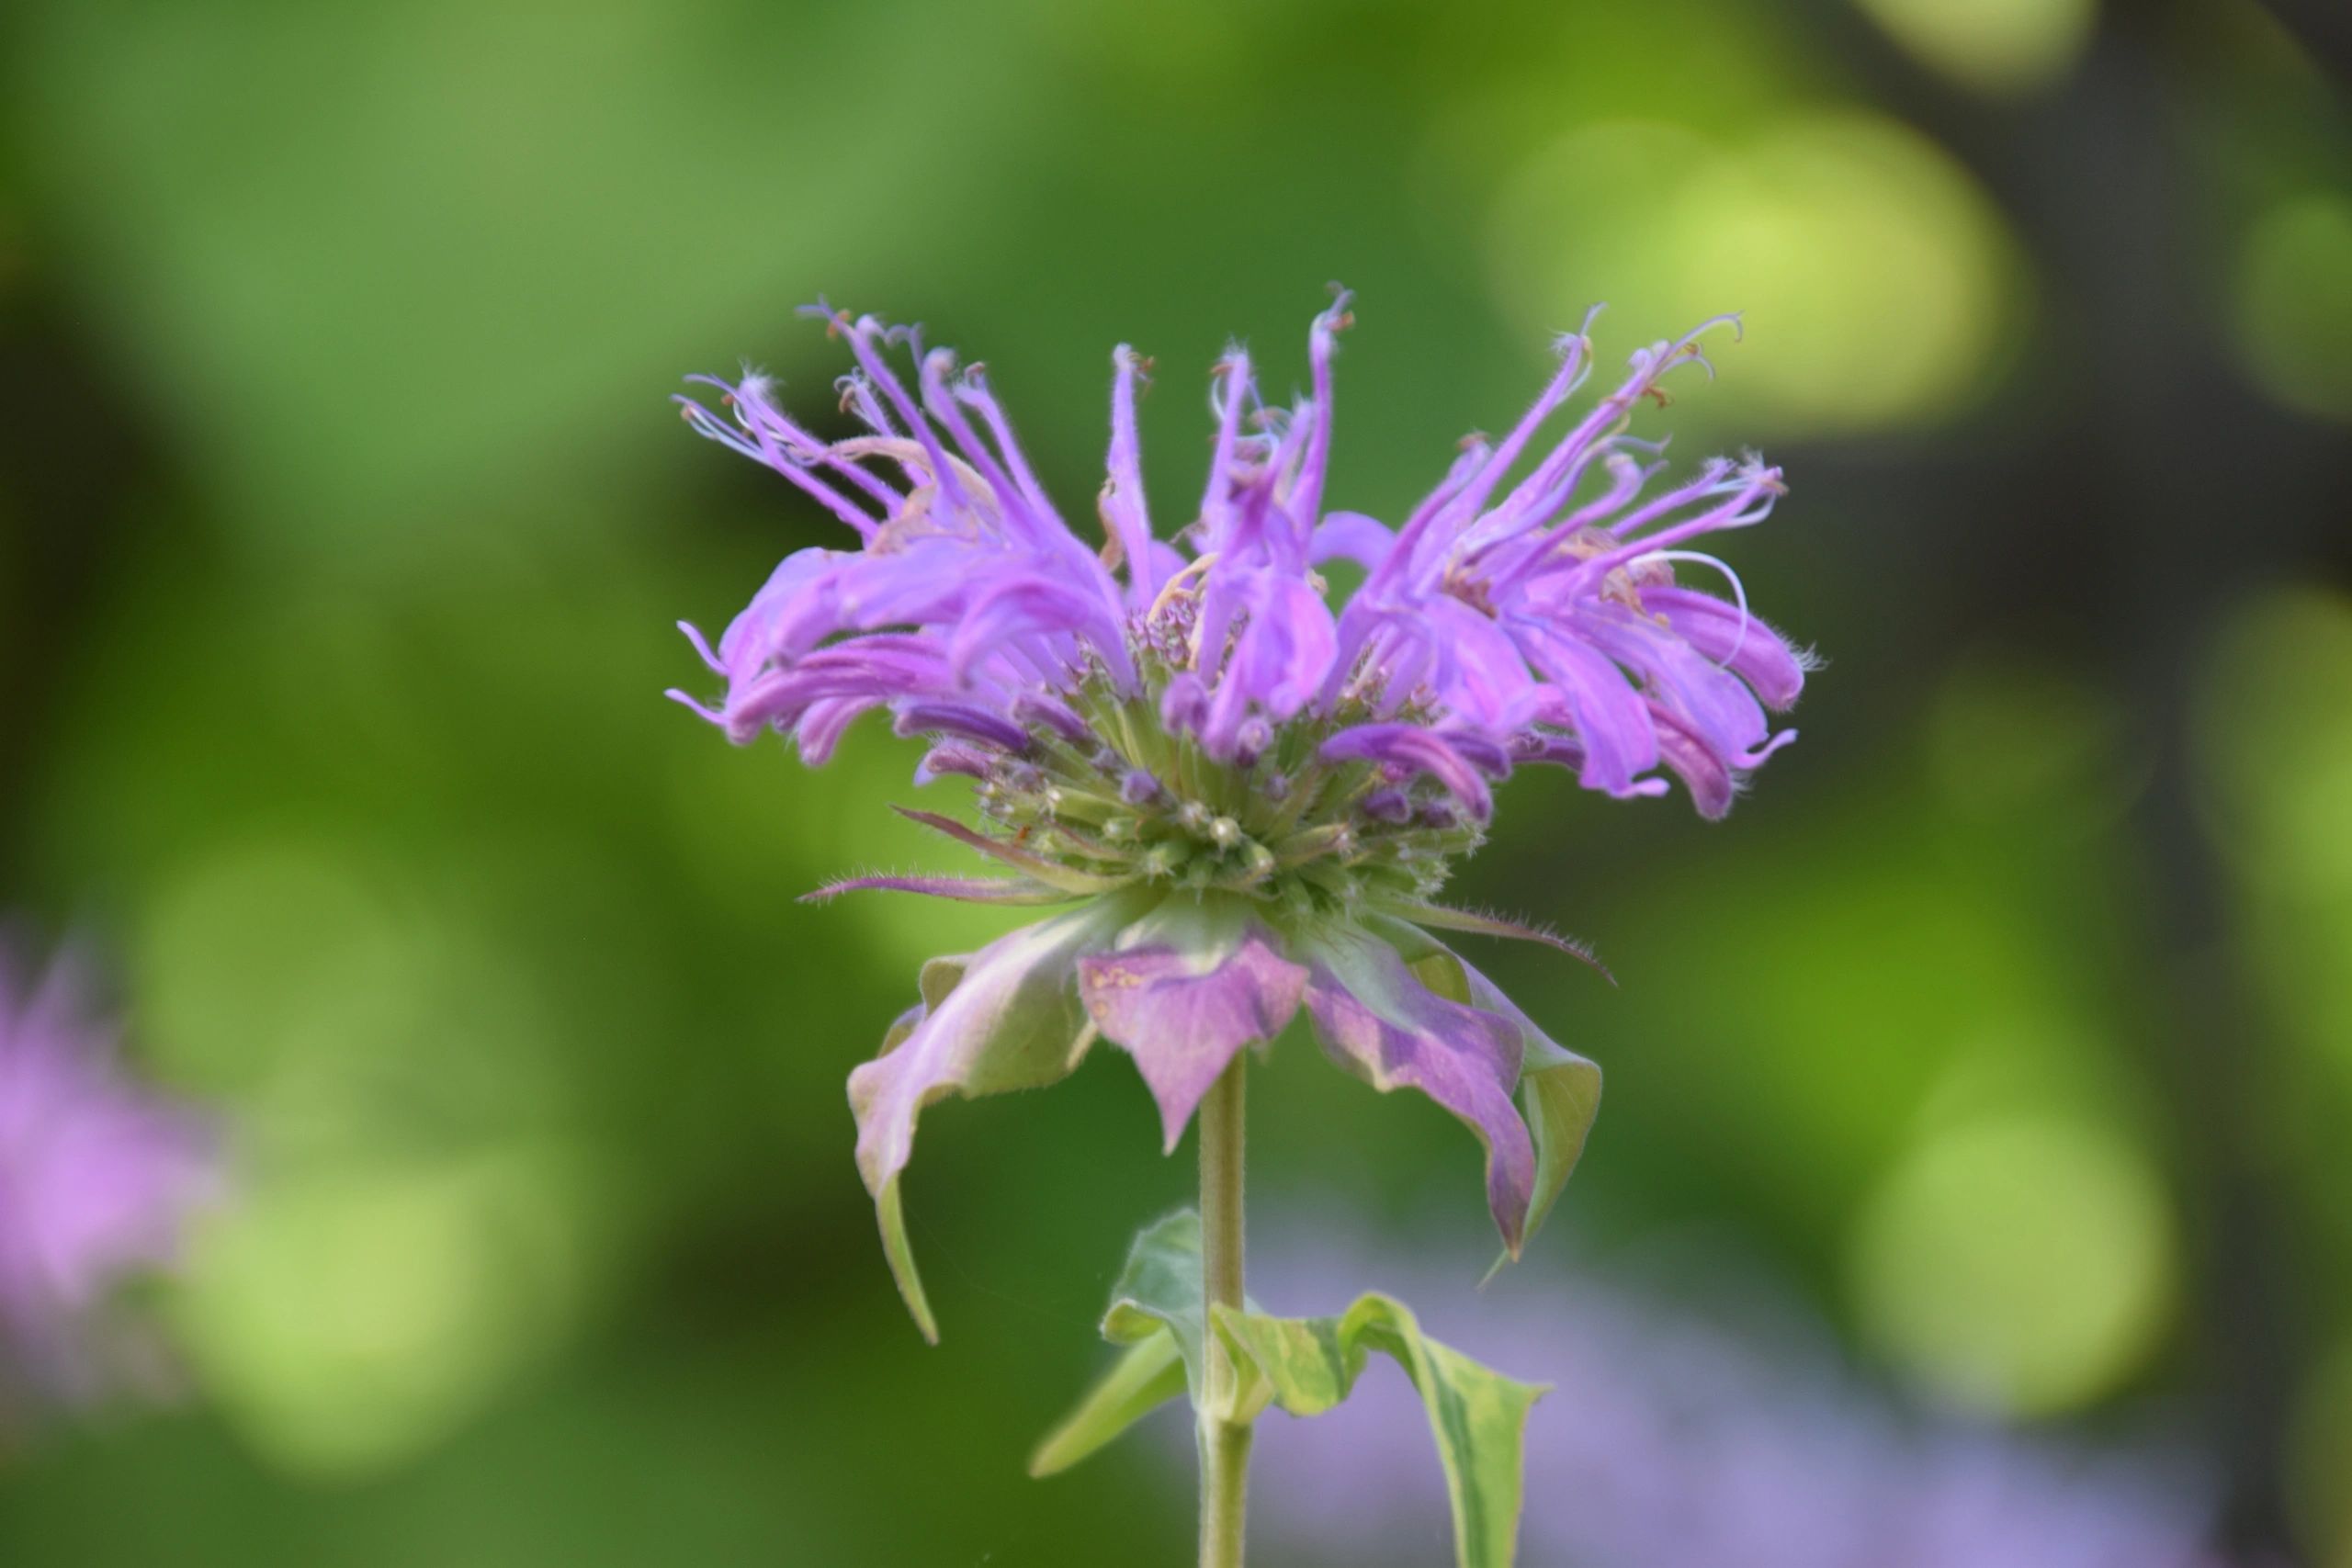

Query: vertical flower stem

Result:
[1197,1056,1251,1568]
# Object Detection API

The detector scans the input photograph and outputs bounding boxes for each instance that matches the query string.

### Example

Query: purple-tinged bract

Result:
[0,943,215,1409]
[672,295,1809,1336]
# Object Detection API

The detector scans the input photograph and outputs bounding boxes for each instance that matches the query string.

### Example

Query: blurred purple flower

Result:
[1241,1224,2223,1568]
[0,943,215,1412]
[671,295,1811,1331]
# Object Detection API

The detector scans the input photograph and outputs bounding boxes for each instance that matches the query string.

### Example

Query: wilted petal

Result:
[1298,927,1535,1254]
[891,700,1029,752]
[1078,896,1308,1152]
[847,893,1146,1340]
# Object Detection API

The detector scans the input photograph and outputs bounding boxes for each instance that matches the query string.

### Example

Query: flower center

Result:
[960,622,1481,916]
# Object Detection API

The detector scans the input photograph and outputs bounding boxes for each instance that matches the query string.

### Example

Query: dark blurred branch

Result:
[0,274,163,886]
[2250,0,2352,88]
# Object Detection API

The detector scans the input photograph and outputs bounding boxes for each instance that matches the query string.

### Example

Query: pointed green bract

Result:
[1459,963,1601,1279]
[849,895,1147,1341]
[1374,898,1614,985]
[1034,1210,1544,1568]
[867,999,939,1342]
[1367,913,1604,1270]
[873,1179,937,1345]
[1501,1037,1601,1272]
[893,806,1136,895]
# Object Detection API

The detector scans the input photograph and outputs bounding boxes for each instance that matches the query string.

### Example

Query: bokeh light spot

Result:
[2194,586,2352,1089]
[136,839,408,1090]
[1849,0,2098,95]
[1849,1112,2175,1416]
[2193,586,2352,902]
[2233,192,2352,424]
[172,1146,590,1477]
[1488,112,2019,438]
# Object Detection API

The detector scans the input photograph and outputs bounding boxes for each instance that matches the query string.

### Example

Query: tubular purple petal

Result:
[1320,725,1495,819]
[1102,346,1162,607]
[892,701,1030,753]
[1285,289,1351,529]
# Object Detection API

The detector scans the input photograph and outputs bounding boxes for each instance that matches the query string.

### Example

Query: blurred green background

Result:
[3,0,2350,1562]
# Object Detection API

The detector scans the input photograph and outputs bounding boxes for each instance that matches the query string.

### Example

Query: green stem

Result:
[1197,1058,1251,1568]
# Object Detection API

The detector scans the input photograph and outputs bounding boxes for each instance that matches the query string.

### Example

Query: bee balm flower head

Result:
[672,294,1809,1337]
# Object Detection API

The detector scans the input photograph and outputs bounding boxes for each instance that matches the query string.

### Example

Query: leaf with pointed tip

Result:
[1461,964,1601,1280]
[1092,1210,1236,1401]
[1366,916,1603,1271]
[865,1002,937,1341]
[1035,1211,1544,1568]
[849,895,1144,1340]
[1027,1334,1186,1478]
[1298,923,1536,1257]
[1213,1295,1545,1568]
[892,806,1134,895]
[1030,1211,1262,1477]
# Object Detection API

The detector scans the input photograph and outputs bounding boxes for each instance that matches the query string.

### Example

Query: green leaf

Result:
[1027,1334,1186,1478]
[1034,1211,1544,1568]
[1092,1209,1233,1401]
[1029,1210,1214,1480]
[1215,1296,1545,1568]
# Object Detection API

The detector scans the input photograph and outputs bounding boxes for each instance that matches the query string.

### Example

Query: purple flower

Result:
[0,943,215,1411]
[672,295,1808,1335]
